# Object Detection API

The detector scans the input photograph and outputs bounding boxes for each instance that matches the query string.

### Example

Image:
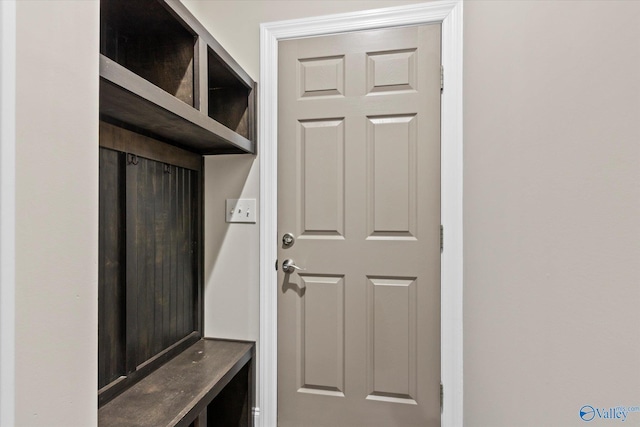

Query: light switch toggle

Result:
[226,199,257,223]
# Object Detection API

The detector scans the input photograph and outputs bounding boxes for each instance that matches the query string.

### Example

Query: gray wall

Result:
[11,0,640,425]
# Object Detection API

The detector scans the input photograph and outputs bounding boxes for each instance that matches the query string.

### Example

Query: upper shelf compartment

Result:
[99,0,256,155]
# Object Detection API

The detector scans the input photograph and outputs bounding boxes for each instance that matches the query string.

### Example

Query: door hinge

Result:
[440,65,444,92]
[275,259,278,271]
[440,225,444,252]
[440,383,444,413]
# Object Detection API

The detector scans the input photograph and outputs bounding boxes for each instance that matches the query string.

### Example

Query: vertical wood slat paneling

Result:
[99,148,126,388]
[136,157,149,364]
[125,154,140,373]
[153,161,165,357]
[185,170,194,335]
[99,122,202,400]
[176,166,185,340]
[146,161,156,362]
[99,152,106,386]
[162,161,172,349]
[169,165,178,346]
[127,156,197,367]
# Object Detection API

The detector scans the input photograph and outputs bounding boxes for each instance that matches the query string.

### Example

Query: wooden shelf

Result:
[100,56,254,154]
[99,0,256,155]
[98,339,254,427]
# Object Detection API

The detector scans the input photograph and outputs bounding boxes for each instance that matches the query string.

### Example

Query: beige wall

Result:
[464,1,640,425]
[187,0,640,426]
[15,1,99,425]
[10,1,640,426]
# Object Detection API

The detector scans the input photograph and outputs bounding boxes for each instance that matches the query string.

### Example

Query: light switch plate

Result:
[226,199,256,223]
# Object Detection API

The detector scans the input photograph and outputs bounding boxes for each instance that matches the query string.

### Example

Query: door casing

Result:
[0,2,16,426]
[258,2,464,426]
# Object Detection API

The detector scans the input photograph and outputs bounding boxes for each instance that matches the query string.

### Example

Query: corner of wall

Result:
[14,1,100,425]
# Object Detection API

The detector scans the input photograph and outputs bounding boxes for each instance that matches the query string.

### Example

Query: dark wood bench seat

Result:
[99,338,254,427]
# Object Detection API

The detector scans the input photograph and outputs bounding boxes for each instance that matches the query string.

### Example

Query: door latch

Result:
[282,259,305,274]
[282,233,295,247]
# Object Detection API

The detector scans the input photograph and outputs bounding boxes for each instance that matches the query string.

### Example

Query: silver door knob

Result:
[282,259,304,274]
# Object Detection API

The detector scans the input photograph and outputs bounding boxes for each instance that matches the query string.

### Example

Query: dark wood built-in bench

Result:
[99,339,254,427]
[99,1,258,424]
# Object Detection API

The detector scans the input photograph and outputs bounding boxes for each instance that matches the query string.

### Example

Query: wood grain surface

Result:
[99,339,254,427]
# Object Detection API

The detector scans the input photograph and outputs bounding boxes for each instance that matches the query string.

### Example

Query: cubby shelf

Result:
[99,0,256,155]
[98,0,257,410]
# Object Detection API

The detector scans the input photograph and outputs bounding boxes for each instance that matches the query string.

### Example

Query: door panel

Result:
[367,114,417,237]
[299,119,345,237]
[278,24,441,427]
[367,276,417,404]
[298,274,345,395]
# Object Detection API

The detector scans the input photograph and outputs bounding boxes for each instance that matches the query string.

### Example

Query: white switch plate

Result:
[226,199,256,223]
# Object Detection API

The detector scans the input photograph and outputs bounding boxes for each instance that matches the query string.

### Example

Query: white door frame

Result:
[0,1,16,425]
[258,2,463,426]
